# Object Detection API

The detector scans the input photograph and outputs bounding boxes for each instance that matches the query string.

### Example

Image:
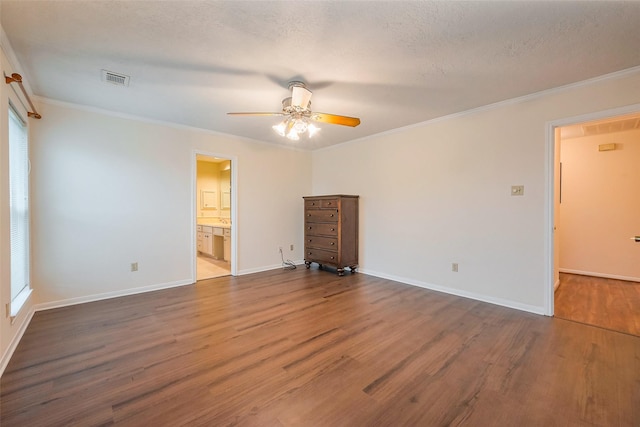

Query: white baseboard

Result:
[34,279,194,312]
[359,268,546,316]
[559,268,640,283]
[238,260,304,276]
[0,306,36,378]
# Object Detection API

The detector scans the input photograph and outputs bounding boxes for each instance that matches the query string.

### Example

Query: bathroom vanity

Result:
[197,222,230,261]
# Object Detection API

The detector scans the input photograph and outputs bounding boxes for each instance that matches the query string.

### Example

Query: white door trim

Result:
[191,150,239,280]
[544,102,640,315]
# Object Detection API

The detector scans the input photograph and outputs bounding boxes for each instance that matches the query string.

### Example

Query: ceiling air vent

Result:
[582,117,640,136]
[101,69,130,87]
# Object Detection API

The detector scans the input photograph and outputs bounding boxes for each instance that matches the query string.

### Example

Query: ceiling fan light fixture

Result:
[293,118,308,133]
[274,116,320,141]
[286,129,300,140]
[307,123,320,137]
[272,121,287,136]
[229,81,358,142]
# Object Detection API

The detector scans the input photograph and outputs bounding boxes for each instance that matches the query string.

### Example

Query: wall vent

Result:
[101,69,130,87]
[581,117,640,136]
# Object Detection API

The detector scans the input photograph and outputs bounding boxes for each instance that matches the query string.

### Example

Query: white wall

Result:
[559,128,640,281]
[312,69,640,313]
[30,101,311,304]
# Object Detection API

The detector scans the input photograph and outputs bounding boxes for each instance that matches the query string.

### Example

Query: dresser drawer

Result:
[305,209,339,222]
[305,222,338,236]
[305,199,322,209]
[306,235,338,250]
[305,248,338,264]
[320,198,338,208]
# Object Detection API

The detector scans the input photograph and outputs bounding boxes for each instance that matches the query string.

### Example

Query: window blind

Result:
[9,103,30,303]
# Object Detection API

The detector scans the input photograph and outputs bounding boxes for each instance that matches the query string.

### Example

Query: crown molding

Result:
[317,65,640,152]
[34,96,311,153]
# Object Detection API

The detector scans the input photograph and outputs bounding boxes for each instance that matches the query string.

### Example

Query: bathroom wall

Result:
[196,159,221,218]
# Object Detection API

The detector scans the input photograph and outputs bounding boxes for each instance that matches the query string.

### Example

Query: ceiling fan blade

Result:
[313,113,361,127]
[291,85,312,108]
[227,112,285,117]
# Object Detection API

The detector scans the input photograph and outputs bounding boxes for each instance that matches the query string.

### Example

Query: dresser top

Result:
[303,194,359,199]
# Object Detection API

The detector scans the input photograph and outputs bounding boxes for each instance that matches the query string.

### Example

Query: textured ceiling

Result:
[2,1,640,149]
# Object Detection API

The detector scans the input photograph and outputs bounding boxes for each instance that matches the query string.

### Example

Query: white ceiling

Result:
[2,1,640,150]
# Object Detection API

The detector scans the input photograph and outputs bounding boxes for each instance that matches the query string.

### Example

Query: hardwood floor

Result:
[555,273,640,336]
[2,268,639,426]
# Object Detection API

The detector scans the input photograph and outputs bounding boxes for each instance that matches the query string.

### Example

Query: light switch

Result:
[511,185,524,196]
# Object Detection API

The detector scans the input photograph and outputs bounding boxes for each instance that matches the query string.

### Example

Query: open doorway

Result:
[552,111,640,335]
[195,154,233,280]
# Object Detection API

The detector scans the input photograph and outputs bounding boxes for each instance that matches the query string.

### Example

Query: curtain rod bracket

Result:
[5,73,42,119]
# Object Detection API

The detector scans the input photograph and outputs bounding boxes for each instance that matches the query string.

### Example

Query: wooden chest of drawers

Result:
[303,195,359,276]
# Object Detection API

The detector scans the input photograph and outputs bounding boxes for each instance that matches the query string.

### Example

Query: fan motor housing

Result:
[282,97,311,111]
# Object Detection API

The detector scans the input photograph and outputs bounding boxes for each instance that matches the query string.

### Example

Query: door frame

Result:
[544,102,640,315]
[191,150,238,280]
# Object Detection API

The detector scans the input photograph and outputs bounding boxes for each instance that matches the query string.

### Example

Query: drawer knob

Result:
[308,226,312,230]
[327,202,332,205]
[330,214,334,217]
[330,256,335,260]
[308,239,312,242]
[331,228,335,231]
[331,242,335,246]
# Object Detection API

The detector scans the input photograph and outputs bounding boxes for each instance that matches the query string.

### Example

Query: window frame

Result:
[7,94,32,319]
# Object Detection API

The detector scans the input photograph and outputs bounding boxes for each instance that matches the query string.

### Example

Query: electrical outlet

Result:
[511,185,524,196]
[290,244,294,251]
[131,262,138,272]
[452,263,459,272]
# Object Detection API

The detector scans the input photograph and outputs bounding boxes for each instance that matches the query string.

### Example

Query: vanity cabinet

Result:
[197,224,230,261]
[303,195,359,276]
[197,226,203,252]
[212,227,224,260]
[223,228,231,262]
[197,225,214,256]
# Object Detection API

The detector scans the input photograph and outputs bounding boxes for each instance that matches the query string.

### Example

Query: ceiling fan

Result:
[227,81,361,141]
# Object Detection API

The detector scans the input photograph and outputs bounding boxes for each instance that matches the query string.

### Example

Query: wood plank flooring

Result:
[555,273,640,336]
[1,268,639,426]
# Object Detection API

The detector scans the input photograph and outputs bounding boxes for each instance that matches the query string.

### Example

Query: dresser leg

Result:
[305,261,311,269]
